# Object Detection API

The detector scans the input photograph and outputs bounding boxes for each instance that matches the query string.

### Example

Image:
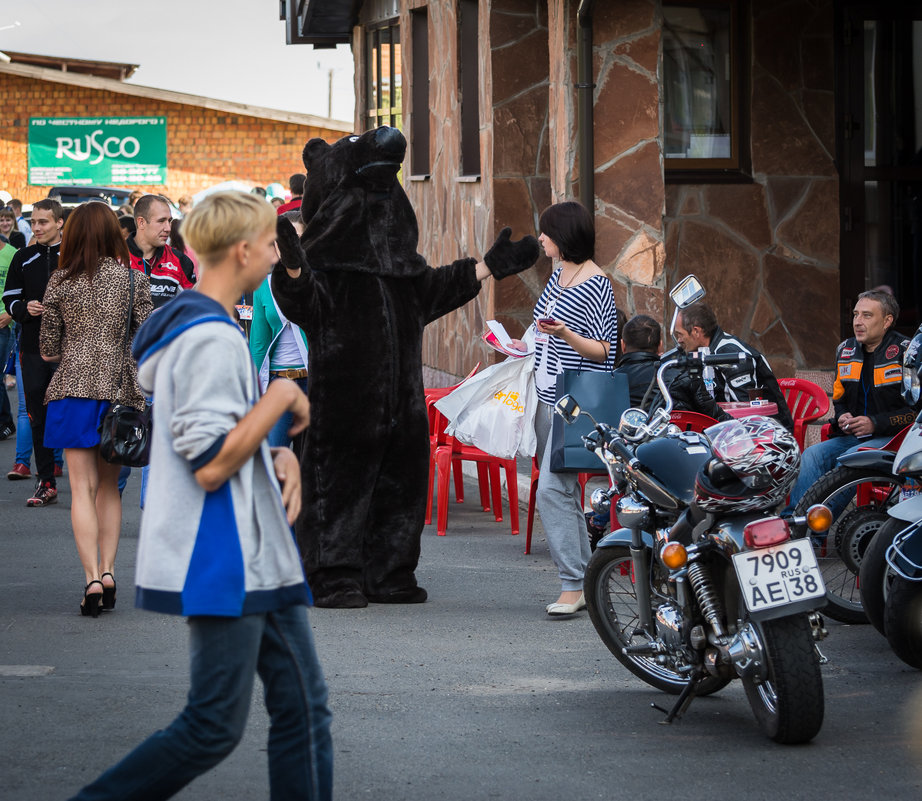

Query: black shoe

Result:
[0,423,14,440]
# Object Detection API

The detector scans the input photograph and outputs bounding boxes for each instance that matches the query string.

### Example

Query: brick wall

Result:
[0,73,347,203]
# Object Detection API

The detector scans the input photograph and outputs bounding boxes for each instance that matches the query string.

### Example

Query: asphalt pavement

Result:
[1,385,921,800]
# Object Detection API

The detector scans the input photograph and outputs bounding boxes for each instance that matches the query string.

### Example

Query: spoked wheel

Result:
[584,546,730,696]
[859,517,905,635]
[794,466,904,623]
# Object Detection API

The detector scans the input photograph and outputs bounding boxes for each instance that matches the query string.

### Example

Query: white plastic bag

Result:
[435,352,537,459]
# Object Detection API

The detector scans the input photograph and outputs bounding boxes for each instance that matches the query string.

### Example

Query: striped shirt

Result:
[532,268,618,405]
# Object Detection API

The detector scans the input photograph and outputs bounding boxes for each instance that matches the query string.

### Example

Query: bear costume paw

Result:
[483,227,540,280]
[276,216,310,273]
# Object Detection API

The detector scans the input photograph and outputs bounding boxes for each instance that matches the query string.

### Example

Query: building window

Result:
[410,8,430,176]
[458,0,480,176]
[366,23,402,131]
[664,0,750,180]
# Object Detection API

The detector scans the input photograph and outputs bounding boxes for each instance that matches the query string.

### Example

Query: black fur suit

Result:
[272,126,539,608]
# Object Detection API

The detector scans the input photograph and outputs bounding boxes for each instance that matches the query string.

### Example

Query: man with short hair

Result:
[9,199,32,242]
[127,195,195,308]
[276,173,305,215]
[674,301,795,430]
[1,198,64,506]
[615,313,731,419]
[787,290,916,509]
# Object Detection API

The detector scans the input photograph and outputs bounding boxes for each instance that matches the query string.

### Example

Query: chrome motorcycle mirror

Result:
[554,394,581,424]
[669,274,706,347]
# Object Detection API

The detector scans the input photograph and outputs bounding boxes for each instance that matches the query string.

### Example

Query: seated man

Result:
[673,301,795,431]
[615,314,730,420]
[787,290,916,509]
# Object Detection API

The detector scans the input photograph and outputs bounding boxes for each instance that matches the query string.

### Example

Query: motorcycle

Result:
[858,326,922,663]
[792,426,910,624]
[556,275,830,743]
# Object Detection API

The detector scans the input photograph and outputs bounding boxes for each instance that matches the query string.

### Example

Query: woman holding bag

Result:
[531,201,618,617]
[40,202,153,617]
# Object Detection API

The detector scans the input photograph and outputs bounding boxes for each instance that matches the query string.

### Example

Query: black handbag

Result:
[549,367,631,473]
[98,269,152,467]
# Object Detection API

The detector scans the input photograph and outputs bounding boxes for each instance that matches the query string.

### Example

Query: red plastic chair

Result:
[778,378,830,452]
[524,460,608,555]
[669,410,718,433]
[430,405,520,538]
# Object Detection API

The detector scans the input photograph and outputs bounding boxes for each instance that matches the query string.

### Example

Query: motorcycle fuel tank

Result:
[633,433,711,508]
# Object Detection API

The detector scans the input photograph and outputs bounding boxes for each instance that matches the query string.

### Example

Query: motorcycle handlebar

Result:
[693,352,752,368]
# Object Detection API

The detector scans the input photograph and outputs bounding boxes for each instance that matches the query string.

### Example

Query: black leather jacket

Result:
[615,349,731,421]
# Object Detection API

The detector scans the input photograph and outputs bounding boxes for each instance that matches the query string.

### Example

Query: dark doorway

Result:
[838,2,922,336]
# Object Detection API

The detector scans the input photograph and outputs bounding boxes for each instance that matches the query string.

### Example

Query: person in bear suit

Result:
[272,126,539,608]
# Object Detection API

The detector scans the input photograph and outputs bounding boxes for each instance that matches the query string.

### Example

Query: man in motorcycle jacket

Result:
[673,301,794,431]
[614,314,730,420]
[786,289,917,510]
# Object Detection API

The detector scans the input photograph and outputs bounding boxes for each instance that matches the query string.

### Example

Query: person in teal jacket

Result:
[250,216,309,449]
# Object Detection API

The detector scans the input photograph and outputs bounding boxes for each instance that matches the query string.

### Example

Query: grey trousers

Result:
[534,402,591,592]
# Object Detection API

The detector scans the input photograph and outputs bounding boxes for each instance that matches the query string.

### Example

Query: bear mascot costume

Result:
[272,126,539,608]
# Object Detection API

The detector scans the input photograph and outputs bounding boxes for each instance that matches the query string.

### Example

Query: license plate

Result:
[732,539,825,615]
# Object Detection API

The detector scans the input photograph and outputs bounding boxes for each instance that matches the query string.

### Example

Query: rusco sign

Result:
[28,116,167,186]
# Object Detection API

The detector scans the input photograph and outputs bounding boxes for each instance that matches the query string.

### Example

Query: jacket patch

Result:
[886,344,899,360]
[730,374,750,388]
[840,346,855,358]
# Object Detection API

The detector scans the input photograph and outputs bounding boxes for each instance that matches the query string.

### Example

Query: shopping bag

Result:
[549,369,630,473]
[435,352,537,459]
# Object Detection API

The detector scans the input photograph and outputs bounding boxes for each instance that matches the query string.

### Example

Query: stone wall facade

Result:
[0,71,348,204]
[363,0,840,383]
[664,0,839,376]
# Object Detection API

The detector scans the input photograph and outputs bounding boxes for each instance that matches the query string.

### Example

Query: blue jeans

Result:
[786,433,892,513]
[68,605,333,801]
[267,375,308,448]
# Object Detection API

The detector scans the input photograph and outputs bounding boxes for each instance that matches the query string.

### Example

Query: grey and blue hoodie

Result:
[132,291,311,616]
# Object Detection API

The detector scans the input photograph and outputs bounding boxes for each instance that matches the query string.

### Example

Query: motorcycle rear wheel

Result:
[883,576,922,669]
[858,517,904,635]
[584,545,730,696]
[794,465,904,623]
[738,614,825,743]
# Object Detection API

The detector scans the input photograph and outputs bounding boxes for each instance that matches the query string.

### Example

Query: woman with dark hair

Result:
[531,201,619,616]
[39,202,153,617]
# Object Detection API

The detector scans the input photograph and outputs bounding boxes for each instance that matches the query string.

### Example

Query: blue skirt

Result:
[45,398,112,449]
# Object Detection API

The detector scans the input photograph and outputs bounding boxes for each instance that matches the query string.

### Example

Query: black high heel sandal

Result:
[81,580,104,618]
[101,572,117,611]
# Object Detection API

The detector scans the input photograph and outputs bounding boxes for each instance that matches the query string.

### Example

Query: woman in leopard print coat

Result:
[39,202,153,617]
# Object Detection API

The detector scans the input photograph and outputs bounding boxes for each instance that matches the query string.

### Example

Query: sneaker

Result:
[7,463,31,481]
[27,481,57,507]
[54,464,64,478]
[0,423,14,440]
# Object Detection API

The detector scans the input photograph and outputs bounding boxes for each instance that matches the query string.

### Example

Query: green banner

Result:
[28,116,167,186]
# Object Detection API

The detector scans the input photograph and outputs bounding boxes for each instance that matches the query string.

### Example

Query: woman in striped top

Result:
[531,202,618,617]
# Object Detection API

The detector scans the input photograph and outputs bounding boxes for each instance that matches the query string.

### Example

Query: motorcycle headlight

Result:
[896,449,922,476]
[904,364,920,406]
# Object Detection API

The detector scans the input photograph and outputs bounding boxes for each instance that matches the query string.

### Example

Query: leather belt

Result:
[269,368,308,380]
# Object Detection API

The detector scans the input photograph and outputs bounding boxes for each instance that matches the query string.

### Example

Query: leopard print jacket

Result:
[39,258,153,410]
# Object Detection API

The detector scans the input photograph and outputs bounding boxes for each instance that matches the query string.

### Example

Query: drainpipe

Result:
[577,0,595,214]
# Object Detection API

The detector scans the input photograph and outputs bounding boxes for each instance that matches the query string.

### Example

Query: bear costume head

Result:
[296,126,428,278]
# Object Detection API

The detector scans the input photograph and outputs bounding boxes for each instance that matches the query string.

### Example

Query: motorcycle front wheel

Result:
[858,517,904,635]
[883,576,922,669]
[584,545,730,696]
[794,465,904,623]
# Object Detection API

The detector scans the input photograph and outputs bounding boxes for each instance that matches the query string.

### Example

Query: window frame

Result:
[364,20,402,132]
[663,0,752,184]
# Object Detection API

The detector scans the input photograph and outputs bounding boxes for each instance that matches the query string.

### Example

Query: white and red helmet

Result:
[694,417,800,513]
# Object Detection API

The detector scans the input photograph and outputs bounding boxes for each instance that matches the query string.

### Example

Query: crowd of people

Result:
[1,179,919,799]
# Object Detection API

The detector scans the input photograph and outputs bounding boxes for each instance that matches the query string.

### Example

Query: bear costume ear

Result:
[302,138,331,169]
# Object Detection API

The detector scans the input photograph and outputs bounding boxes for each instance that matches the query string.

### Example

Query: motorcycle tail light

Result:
[661,542,688,569]
[806,504,833,533]
[743,517,791,549]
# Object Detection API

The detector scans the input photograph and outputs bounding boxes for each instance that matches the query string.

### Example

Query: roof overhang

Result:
[280,0,364,48]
